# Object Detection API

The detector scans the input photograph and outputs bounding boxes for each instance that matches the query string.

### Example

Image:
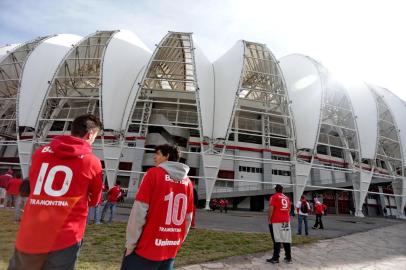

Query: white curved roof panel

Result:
[18,34,83,128]
[0,43,20,62]
[344,81,378,159]
[371,85,406,163]
[194,44,214,138]
[279,54,323,150]
[102,30,151,131]
[212,40,244,139]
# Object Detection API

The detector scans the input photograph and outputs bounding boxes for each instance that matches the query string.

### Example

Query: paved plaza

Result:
[115,208,406,269]
[116,207,403,238]
[176,221,406,270]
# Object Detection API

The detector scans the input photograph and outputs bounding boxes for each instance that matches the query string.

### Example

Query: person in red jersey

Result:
[8,114,103,270]
[312,198,327,229]
[6,172,23,221]
[5,172,22,208]
[121,144,194,270]
[266,184,292,264]
[219,198,229,213]
[0,168,13,207]
[0,168,13,188]
[100,180,122,224]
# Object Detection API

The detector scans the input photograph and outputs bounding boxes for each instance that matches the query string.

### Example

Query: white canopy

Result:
[279,54,323,151]
[18,34,83,128]
[102,29,151,132]
[344,81,378,159]
[194,44,215,138]
[371,85,406,163]
[0,43,20,62]
[212,40,245,140]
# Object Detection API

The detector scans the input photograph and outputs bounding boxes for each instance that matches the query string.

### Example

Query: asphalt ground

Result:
[115,207,405,239]
[177,223,406,270]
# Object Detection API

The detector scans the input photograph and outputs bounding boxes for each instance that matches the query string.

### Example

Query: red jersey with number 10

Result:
[135,167,194,261]
[15,135,103,254]
[269,192,291,223]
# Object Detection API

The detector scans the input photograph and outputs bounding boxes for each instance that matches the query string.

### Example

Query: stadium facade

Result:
[0,30,405,219]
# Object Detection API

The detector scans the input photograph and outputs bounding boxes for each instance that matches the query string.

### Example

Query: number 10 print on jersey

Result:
[33,163,73,197]
[28,163,76,208]
[133,167,194,261]
[164,192,187,226]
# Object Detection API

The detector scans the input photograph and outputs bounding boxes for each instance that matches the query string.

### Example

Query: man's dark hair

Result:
[71,114,102,138]
[275,184,283,193]
[155,144,180,162]
[116,180,121,186]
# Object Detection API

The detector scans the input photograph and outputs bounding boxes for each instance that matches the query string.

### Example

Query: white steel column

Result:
[202,152,223,209]
[103,145,123,188]
[353,170,373,217]
[393,177,406,219]
[293,162,312,204]
[127,139,146,198]
[17,140,34,179]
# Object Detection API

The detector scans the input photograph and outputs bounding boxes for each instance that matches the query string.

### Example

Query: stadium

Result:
[0,30,405,219]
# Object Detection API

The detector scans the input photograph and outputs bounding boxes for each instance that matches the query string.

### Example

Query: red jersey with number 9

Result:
[135,167,194,261]
[269,192,291,223]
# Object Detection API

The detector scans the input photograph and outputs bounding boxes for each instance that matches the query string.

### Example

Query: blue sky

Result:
[1,0,405,101]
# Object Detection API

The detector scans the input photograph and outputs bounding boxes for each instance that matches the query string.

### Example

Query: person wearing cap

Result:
[267,184,292,264]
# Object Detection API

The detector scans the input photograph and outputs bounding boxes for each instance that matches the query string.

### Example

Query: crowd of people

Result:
[209,198,229,213]
[0,113,332,269]
[0,170,30,222]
